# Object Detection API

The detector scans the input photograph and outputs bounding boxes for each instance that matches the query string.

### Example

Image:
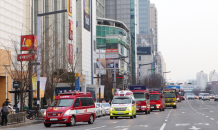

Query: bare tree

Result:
[141,73,162,89]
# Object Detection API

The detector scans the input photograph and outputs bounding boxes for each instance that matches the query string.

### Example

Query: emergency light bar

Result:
[114,90,133,97]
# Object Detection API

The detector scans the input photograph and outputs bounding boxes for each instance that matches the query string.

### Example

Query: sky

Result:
[150,0,218,82]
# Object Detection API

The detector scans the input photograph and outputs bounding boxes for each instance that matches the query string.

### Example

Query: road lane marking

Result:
[175,123,189,126]
[113,121,118,123]
[165,120,167,121]
[139,125,148,127]
[115,126,130,128]
[206,116,209,117]
[86,125,106,130]
[160,123,166,130]
[189,126,201,130]
[210,118,214,120]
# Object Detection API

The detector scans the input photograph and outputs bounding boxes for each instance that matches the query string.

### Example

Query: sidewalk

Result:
[0,119,43,129]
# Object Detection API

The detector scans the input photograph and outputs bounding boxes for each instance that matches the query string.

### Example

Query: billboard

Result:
[106,54,119,59]
[69,19,73,40]
[83,0,90,31]
[137,47,151,55]
[68,44,73,64]
[106,43,118,53]
[106,59,119,68]
[68,0,72,17]
[21,35,37,51]
[32,77,47,98]
[18,53,37,61]
[100,85,104,98]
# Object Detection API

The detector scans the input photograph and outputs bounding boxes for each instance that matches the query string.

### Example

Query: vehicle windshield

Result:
[199,93,204,96]
[216,95,218,97]
[112,97,131,104]
[96,103,100,107]
[203,94,209,96]
[133,93,146,101]
[150,94,160,100]
[163,92,175,98]
[181,91,185,96]
[50,99,74,107]
[102,103,110,107]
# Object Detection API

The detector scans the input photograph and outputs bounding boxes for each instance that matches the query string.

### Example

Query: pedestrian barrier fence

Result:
[7,112,26,125]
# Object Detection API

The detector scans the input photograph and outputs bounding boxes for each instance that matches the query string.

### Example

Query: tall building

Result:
[209,70,218,82]
[105,0,137,84]
[196,71,208,89]
[156,52,166,76]
[138,0,150,34]
[76,0,96,90]
[150,4,158,52]
[96,0,105,18]
[0,0,31,106]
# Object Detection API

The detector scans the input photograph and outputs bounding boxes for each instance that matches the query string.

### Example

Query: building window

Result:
[139,56,141,61]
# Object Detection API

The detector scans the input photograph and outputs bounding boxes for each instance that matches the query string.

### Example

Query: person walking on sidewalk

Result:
[1,103,9,126]
[3,98,10,107]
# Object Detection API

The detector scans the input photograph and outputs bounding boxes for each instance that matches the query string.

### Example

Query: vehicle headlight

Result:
[128,107,132,111]
[64,110,71,116]
[141,106,147,108]
[110,107,113,111]
[43,111,47,116]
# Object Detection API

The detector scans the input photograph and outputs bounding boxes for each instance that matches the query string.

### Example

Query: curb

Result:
[0,120,43,129]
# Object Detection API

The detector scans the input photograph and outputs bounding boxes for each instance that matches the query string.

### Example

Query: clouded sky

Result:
[150,0,218,82]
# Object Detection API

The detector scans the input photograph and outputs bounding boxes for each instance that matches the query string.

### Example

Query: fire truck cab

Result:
[163,89,177,109]
[130,85,150,114]
[43,91,96,127]
[149,89,165,111]
[110,90,137,119]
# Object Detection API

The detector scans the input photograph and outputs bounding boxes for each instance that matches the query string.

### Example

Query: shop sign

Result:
[106,49,118,53]
[69,19,73,40]
[68,44,73,64]
[68,0,72,17]
[17,53,37,61]
[21,35,37,51]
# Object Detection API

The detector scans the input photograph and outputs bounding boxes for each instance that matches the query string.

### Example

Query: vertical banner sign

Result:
[69,19,73,40]
[83,0,90,31]
[40,77,47,98]
[32,77,47,98]
[75,73,80,90]
[100,85,104,98]
[68,44,73,64]
[68,0,72,17]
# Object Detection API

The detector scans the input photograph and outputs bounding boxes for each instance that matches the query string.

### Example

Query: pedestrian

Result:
[1,103,9,126]
[3,98,10,107]
[109,99,111,105]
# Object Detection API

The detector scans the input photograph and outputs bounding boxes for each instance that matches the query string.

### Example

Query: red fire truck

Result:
[180,89,185,100]
[149,89,165,111]
[130,85,150,114]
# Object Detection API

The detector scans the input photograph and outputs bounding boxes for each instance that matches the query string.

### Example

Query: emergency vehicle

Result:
[110,90,137,119]
[163,89,177,109]
[149,89,165,111]
[180,89,185,100]
[130,85,150,114]
[43,90,96,127]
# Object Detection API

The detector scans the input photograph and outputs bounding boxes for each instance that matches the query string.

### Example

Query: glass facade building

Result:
[138,0,150,34]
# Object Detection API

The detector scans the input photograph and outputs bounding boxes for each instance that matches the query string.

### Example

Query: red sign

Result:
[106,49,118,53]
[21,35,37,51]
[69,20,73,40]
[68,44,73,64]
[17,54,37,61]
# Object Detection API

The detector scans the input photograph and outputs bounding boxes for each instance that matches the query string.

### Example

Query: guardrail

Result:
[6,112,26,125]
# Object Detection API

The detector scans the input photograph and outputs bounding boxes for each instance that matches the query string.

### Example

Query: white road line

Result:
[85,125,106,130]
[113,121,118,123]
[210,118,214,120]
[206,116,209,117]
[160,123,166,130]
[165,120,167,121]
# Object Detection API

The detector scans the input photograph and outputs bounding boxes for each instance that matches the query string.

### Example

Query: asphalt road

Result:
[4,100,218,130]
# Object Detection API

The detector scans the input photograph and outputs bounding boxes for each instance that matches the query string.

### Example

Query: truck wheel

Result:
[110,116,113,119]
[88,115,94,124]
[67,116,75,126]
[44,123,51,127]
[173,106,177,109]
[145,110,148,114]
[134,114,136,118]
[130,115,134,119]
[148,110,150,114]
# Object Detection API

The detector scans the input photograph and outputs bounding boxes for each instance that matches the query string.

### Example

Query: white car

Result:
[95,103,101,117]
[202,93,210,101]
[102,103,110,115]
[95,103,106,116]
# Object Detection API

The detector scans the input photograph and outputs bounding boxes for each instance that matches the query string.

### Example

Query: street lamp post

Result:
[139,63,152,84]
[162,71,171,87]
[37,9,67,118]
[3,65,10,99]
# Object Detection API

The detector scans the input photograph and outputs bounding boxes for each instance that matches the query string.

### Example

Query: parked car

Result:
[214,95,218,101]
[202,93,210,101]
[102,103,110,115]
[95,103,106,116]
[95,103,101,117]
